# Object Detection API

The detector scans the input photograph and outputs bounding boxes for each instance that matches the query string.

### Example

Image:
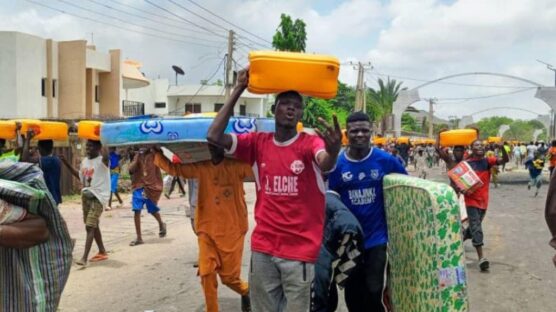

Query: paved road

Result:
[57,166,556,312]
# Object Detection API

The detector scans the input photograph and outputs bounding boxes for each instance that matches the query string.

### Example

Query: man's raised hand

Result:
[315,115,342,157]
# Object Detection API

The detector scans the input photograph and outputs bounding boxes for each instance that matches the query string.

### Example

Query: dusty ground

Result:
[57,164,556,312]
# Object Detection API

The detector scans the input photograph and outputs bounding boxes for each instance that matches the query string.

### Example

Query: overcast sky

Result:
[2,0,556,121]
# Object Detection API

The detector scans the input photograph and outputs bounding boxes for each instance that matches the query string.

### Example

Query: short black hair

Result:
[88,139,102,149]
[346,111,370,126]
[38,140,54,154]
[0,139,5,147]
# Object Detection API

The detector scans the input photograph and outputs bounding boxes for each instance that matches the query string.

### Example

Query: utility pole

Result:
[428,98,436,138]
[352,61,372,112]
[224,30,235,102]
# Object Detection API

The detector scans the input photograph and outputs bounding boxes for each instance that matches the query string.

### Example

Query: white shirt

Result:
[526,144,538,157]
[79,155,111,206]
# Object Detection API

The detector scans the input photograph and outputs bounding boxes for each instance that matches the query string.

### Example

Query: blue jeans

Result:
[249,251,314,312]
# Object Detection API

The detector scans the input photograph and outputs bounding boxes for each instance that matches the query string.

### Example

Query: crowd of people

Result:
[1,69,556,312]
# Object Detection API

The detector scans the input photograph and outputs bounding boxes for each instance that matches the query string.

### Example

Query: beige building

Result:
[0,31,148,119]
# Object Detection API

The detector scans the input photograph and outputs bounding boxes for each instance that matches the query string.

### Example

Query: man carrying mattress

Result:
[154,144,252,312]
[327,111,407,311]
[207,70,342,312]
[128,146,167,246]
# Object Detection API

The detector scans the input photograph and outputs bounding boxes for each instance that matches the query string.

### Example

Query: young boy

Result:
[154,144,252,312]
[108,147,123,210]
[21,128,62,205]
[525,152,545,197]
[128,147,167,246]
[61,140,110,266]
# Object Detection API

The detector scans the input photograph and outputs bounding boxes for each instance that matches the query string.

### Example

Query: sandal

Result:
[129,239,144,246]
[159,223,167,238]
[90,253,109,262]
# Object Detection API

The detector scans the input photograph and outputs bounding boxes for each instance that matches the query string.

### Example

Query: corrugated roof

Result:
[167,85,267,99]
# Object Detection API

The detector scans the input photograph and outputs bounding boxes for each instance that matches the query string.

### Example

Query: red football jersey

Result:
[230,132,326,263]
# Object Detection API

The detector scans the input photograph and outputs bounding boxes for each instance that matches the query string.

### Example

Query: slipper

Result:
[130,239,144,246]
[90,253,108,262]
[159,223,167,238]
[75,260,88,268]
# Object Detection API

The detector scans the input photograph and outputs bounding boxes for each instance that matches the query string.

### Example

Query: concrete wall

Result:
[86,48,111,72]
[0,32,47,118]
[126,78,169,115]
[0,32,18,118]
[167,95,265,117]
[58,40,87,118]
[98,49,121,117]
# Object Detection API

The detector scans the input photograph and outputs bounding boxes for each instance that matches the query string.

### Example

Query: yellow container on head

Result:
[78,120,103,141]
[439,129,478,147]
[0,121,17,140]
[248,51,340,99]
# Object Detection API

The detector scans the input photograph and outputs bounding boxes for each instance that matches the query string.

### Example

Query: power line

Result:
[86,0,226,44]
[143,0,227,40]
[56,0,223,44]
[108,0,222,37]
[184,0,272,45]
[166,0,269,49]
[368,71,535,89]
[25,0,221,48]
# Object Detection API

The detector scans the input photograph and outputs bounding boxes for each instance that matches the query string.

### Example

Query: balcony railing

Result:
[122,100,145,117]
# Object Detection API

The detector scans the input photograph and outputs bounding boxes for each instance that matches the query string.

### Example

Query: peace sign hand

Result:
[314,115,342,157]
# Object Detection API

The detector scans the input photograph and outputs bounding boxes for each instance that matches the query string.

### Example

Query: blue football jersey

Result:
[328,148,407,249]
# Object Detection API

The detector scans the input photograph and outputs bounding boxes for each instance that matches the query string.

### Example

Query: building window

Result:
[240,104,246,116]
[52,79,57,98]
[185,103,201,113]
[214,103,224,112]
[95,85,99,102]
[41,78,46,97]
[154,102,166,109]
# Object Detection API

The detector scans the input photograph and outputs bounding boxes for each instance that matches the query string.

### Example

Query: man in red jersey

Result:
[464,139,508,272]
[207,69,341,311]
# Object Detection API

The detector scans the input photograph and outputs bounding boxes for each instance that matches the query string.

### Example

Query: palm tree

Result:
[368,77,404,118]
[367,77,404,133]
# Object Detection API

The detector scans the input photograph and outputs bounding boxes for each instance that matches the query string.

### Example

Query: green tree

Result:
[272,14,307,52]
[475,116,513,139]
[302,98,333,128]
[401,113,419,132]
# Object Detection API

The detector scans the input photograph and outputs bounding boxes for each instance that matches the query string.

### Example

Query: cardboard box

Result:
[447,161,483,194]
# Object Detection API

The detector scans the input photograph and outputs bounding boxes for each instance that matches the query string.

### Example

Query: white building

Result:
[0,31,144,119]
[126,82,271,117]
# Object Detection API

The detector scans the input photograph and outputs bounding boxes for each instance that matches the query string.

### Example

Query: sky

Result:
[1,0,556,121]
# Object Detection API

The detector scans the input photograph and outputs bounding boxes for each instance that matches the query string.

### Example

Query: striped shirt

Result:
[0,160,73,312]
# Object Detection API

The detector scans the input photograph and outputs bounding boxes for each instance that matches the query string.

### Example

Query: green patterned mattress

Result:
[383,174,468,312]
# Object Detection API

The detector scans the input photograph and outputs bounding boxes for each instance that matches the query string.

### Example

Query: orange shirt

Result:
[549,147,556,167]
[154,153,253,240]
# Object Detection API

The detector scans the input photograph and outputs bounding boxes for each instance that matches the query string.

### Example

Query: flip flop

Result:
[159,223,167,238]
[90,253,108,262]
[75,259,88,269]
[129,239,144,246]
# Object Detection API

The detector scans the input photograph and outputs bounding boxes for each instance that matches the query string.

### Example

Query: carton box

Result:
[447,161,483,194]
